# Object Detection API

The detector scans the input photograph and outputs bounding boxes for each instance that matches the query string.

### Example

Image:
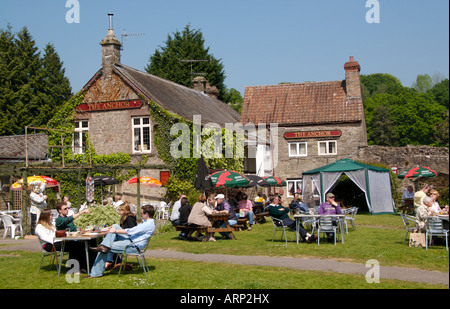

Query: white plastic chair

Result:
[157,201,169,220]
[270,216,288,244]
[317,216,337,246]
[426,217,448,251]
[1,214,23,239]
[400,214,419,244]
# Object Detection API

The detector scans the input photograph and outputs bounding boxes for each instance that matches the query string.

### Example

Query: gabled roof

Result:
[240,80,364,126]
[0,133,48,162]
[113,64,241,126]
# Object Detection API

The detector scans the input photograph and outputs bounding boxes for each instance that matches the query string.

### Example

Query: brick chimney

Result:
[192,76,219,99]
[344,56,362,99]
[100,13,122,76]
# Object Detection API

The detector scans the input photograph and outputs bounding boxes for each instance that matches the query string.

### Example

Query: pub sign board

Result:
[76,100,143,112]
[284,130,342,139]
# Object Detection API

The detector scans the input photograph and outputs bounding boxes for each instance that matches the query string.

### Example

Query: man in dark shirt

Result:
[268,195,315,243]
[178,197,192,240]
[55,202,89,231]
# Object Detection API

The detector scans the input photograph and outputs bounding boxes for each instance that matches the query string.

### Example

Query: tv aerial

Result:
[179,59,209,77]
[120,29,145,50]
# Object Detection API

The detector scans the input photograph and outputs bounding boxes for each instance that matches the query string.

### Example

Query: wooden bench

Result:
[237,218,248,229]
[176,225,208,234]
[255,212,269,223]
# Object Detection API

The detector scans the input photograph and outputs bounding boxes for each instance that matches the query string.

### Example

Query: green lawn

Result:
[151,213,449,273]
[0,213,448,289]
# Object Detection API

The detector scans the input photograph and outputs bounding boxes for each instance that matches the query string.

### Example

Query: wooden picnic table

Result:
[207,213,235,240]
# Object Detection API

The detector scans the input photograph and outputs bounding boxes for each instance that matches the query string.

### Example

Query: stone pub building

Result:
[72,16,240,204]
[241,57,368,199]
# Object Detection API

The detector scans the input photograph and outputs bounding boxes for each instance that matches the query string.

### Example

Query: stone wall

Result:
[358,145,449,175]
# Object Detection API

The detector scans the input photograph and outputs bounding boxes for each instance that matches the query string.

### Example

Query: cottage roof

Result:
[240,80,364,126]
[0,133,48,162]
[113,64,241,126]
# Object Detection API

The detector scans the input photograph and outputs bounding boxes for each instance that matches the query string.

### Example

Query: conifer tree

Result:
[146,24,226,101]
[0,26,72,135]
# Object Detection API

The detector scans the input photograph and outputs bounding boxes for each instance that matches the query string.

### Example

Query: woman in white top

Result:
[429,189,444,214]
[35,209,89,272]
[35,209,62,252]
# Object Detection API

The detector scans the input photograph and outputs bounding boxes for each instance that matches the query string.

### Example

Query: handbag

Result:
[55,230,66,238]
[409,232,425,248]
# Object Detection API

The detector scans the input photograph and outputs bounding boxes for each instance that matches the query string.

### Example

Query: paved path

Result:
[1,238,448,285]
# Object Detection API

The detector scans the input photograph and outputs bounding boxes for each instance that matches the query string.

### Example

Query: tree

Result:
[40,43,73,121]
[146,24,227,101]
[0,26,72,136]
[368,104,398,146]
[412,74,433,93]
[428,78,449,109]
[223,88,243,113]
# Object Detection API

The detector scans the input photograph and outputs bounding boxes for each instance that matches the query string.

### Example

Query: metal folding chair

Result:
[400,214,419,244]
[112,237,152,276]
[317,216,337,246]
[270,216,288,244]
[426,217,448,251]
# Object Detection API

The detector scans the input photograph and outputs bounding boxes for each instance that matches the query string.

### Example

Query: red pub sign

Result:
[76,100,143,112]
[284,130,342,139]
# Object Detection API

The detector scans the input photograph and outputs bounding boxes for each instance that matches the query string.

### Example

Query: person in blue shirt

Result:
[87,204,156,278]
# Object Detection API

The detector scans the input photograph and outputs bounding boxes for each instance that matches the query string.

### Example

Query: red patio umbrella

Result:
[127,176,162,187]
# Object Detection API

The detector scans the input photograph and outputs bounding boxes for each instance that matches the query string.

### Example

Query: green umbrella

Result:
[398,166,439,179]
[262,176,286,187]
[210,170,250,188]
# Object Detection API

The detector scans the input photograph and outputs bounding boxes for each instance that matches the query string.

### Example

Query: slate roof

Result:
[113,64,241,126]
[240,80,364,126]
[0,133,48,162]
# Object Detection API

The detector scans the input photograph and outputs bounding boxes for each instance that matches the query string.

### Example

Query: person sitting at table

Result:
[187,195,215,241]
[401,186,415,206]
[104,202,138,270]
[178,196,192,240]
[428,189,446,215]
[35,208,92,273]
[87,204,156,278]
[169,194,186,226]
[55,202,89,232]
[289,194,309,213]
[414,183,430,209]
[268,195,315,243]
[319,193,342,243]
[416,196,434,232]
[214,194,238,239]
[237,194,254,231]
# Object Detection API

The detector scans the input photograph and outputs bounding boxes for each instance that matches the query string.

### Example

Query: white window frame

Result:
[318,140,337,155]
[287,179,303,198]
[288,142,307,157]
[132,117,151,154]
[73,120,89,154]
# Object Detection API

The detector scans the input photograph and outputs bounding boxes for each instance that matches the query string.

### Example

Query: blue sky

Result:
[1,0,449,96]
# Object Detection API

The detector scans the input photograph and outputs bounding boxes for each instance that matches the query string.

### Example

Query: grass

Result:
[0,251,446,289]
[0,213,448,289]
[150,213,449,273]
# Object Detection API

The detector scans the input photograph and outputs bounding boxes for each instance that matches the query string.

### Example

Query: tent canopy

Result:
[302,158,395,214]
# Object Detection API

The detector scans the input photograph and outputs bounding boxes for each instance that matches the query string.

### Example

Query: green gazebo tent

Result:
[302,158,395,214]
